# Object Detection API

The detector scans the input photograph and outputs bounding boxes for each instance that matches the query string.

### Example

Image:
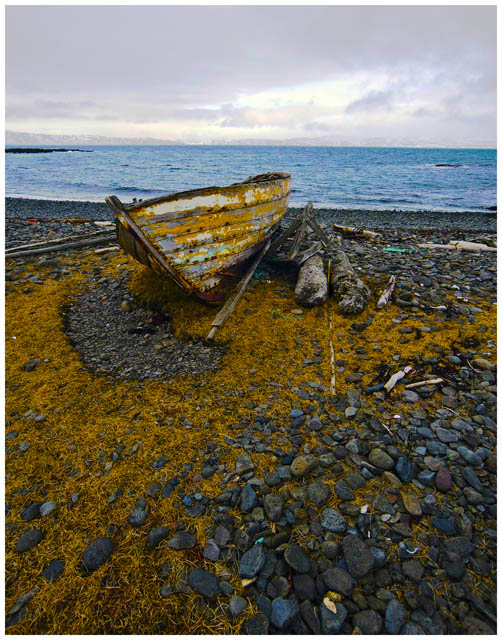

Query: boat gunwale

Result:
[120,171,291,213]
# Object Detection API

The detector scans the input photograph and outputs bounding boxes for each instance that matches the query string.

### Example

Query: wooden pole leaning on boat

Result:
[207,238,272,341]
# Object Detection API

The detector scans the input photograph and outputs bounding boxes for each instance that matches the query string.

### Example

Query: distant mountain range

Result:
[5,131,185,146]
[5,130,496,149]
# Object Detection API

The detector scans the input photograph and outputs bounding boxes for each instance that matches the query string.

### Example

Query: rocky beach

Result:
[5,198,497,634]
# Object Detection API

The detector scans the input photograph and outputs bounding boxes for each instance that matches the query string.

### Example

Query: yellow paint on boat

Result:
[106,173,291,302]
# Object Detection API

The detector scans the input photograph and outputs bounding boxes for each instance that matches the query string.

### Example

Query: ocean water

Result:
[5,145,497,212]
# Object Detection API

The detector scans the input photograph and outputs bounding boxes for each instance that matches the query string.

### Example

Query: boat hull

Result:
[106,172,291,304]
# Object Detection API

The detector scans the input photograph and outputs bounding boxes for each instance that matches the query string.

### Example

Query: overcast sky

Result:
[5,5,497,146]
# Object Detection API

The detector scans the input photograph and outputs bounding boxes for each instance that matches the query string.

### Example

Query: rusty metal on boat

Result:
[105,172,291,304]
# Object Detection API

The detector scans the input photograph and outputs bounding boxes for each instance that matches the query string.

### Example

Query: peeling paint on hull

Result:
[105,172,291,304]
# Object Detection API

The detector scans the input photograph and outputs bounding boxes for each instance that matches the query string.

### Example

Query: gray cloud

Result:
[5,5,496,145]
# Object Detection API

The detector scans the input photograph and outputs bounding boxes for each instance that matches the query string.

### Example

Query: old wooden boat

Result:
[105,172,291,304]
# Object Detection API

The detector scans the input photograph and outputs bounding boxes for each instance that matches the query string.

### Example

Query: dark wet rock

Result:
[461,616,496,635]
[147,526,171,548]
[431,517,456,535]
[320,508,347,533]
[168,531,196,550]
[321,566,353,596]
[21,502,42,521]
[214,525,230,546]
[240,484,257,512]
[402,621,426,634]
[188,568,220,598]
[263,494,283,522]
[290,455,317,477]
[16,529,44,553]
[354,609,383,634]
[369,448,394,470]
[319,602,347,634]
[271,597,300,630]
[456,446,483,467]
[42,558,65,582]
[229,595,248,617]
[402,559,424,582]
[293,573,316,600]
[370,546,387,569]
[219,581,234,596]
[385,598,407,633]
[23,359,40,372]
[461,467,483,491]
[203,539,220,562]
[300,600,321,634]
[82,536,114,573]
[334,479,355,501]
[284,544,311,573]
[240,543,266,578]
[306,480,331,506]
[435,467,452,492]
[127,501,148,527]
[244,612,269,634]
[344,470,366,490]
[395,456,414,482]
[342,535,375,578]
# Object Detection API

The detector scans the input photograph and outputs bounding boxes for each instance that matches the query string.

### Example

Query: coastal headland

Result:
[5,198,497,634]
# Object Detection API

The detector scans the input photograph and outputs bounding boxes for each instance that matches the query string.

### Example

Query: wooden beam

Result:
[207,238,272,340]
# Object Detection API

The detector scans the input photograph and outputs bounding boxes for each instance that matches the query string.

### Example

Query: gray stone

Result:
[290,455,317,478]
[321,567,353,596]
[244,613,269,634]
[271,597,300,630]
[16,529,44,553]
[319,602,347,634]
[240,543,266,578]
[263,494,283,522]
[320,508,347,533]
[334,479,355,501]
[21,502,42,521]
[240,484,257,512]
[188,568,220,598]
[293,573,316,600]
[230,595,248,617]
[369,448,394,470]
[402,558,424,582]
[353,610,383,634]
[284,544,311,573]
[203,538,220,561]
[402,390,420,403]
[306,480,331,506]
[385,598,407,634]
[168,531,196,550]
[342,535,375,578]
[42,558,65,582]
[147,526,170,548]
[82,537,114,573]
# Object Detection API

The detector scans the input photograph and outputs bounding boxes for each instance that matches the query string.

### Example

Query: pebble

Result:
[353,609,383,634]
[395,456,414,482]
[16,529,44,553]
[147,526,170,548]
[244,613,269,634]
[167,531,196,550]
[320,508,347,533]
[42,558,65,582]
[435,468,453,492]
[403,494,422,516]
[188,568,220,599]
[385,599,407,634]
[263,494,283,522]
[271,597,300,630]
[319,602,347,634]
[368,448,394,470]
[342,535,375,577]
[284,544,311,573]
[321,567,354,596]
[306,480,331,506]
[82,537,114,573]
[229,595,248,617]
[240,544,266,578]
[290,455,317,477]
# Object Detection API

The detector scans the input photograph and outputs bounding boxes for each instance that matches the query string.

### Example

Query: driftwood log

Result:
[329,248,370,315]
[5,233,117,260]
[295,254,328,307]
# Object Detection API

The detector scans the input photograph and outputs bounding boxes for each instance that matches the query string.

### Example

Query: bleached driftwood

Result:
[5,234,117,259]
[376,275,396,309]
[384,365,413,392]
[418,241,496,252]
[333,223,381,239]
[405,378,443,389]
[295,253,328,307]
[329,249,370,315]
